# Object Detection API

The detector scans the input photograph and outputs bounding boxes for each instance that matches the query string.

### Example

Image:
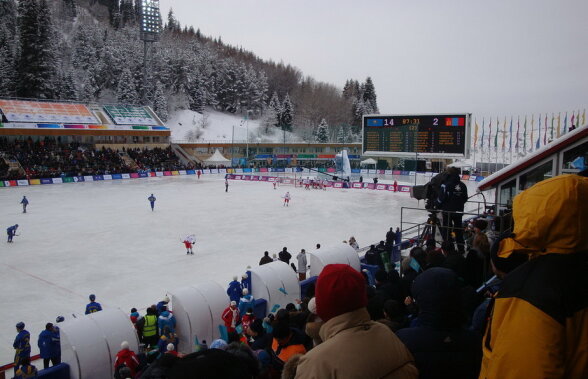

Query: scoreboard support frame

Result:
[362,113,472,159]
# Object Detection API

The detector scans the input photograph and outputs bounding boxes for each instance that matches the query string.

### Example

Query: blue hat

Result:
[56,316,65,323]
[16,322,25,329]
[89,294,96,301]
[209,339,228,350]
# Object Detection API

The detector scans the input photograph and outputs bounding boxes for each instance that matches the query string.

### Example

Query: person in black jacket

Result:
[278,247,292,265]
[259,251,273,265]
[436,167,468,253]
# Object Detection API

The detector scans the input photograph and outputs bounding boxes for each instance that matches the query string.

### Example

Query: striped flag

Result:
[563,112,568,135]
[515,116,520,150]
[556,113,561,138]
[501,117,506,151]
[583,109,586,126]
[543,114,548,145]
[508,117,513,151]
[550,114,554,141]
[474,119,479,148]
[536,114,541,149]
[495,118,499,149]
[530,114,535,151]
[523,115,527,151]
[488,118,492,148]
[480,118,485,149]
[571,112,576,130]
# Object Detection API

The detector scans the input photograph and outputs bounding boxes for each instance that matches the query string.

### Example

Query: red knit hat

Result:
[315,264,367,322]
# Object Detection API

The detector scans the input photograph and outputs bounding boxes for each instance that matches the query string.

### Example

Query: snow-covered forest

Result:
[0,0,380,142]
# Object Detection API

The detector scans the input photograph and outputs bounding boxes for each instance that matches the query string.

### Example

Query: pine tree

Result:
[117,67,138,104]
[280,93,294,131]
[62,0,77,19]
[268,91,281,127]
[0,43,17,96]
[58,72,78,100]
[166,9,179,31]
[0,0,18,37]
[363,77,379,113]
[153,81,168,121]
[120,0,135,27]
[36,0,59,98]
[316,118,329,143]
[337,126,348,143]
[80,75,97,102]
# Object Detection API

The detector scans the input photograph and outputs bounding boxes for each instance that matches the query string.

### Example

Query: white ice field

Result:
[0,173,482,363]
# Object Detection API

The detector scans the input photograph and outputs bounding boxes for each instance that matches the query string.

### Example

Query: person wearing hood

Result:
[295,264,418,379]
[238,288,254,316]
[114,341,140,377]
[227,276,243,303]
[158,308,177,335]
[156,296,169,316]
[396,267,482,379]
[479,174,588,379]
[296,249,307,281]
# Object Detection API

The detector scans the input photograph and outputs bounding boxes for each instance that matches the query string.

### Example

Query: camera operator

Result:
[435,167,468,253]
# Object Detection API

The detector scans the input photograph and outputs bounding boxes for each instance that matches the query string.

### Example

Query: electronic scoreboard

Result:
[362,113,471,158]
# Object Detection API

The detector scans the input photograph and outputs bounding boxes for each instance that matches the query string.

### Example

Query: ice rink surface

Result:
[0,173,482,362]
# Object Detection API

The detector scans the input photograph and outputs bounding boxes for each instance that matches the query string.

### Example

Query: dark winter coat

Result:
[226,280,242,303]
[37,329,54,359]
[279,249,292,264]
[259,255,273,265]
[438,176,468,212]
[396,268,481,379]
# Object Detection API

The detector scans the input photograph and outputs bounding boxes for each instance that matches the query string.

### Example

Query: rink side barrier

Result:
[0,168,486,188]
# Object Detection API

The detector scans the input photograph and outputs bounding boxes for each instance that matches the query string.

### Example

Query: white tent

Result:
[203,149,231,166]
[360,158,377,166]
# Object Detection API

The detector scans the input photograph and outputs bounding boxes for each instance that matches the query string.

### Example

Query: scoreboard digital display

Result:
[362,113,471,158]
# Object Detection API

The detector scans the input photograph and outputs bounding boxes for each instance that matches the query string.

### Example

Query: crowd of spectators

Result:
[9,172,587,378]
[126,147,196,172]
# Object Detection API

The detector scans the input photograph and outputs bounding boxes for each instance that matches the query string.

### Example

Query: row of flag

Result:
[473,110,586,152]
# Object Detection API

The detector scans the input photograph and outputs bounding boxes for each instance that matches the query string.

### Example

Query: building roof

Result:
[477,126,588,192]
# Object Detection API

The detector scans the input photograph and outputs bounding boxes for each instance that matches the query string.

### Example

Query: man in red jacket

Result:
[221,301,240,333]
[114,341,140,377]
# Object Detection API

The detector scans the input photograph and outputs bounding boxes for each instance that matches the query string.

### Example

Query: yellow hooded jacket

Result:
[480,174,588,379]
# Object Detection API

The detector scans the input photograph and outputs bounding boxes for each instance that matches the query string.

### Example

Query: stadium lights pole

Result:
[140,0,162,105]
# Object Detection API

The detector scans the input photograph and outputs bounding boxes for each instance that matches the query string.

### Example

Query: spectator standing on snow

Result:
[259,251,273,265]
[148,194,156,211]
[158,308,177,335]
[279,247,292,265]
[221,301,240,333]
[85,294,102,314]
[297,249,307,281]
[20,196,29,213]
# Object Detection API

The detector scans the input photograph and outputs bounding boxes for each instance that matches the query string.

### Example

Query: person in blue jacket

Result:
[13,322,30,376]
[85,294,103,314]
[38,323,57,369]
[20,196,29,213]
[148,194,156,211]
[7,224,18,243]
[156,296,170,316]
[158,309,177,335]
[53,316,63,365]
[227,276,243,303]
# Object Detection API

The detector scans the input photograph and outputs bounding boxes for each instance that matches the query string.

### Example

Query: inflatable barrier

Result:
[307,245,361,277]
[249,261,301,315]
[61,309,139,379]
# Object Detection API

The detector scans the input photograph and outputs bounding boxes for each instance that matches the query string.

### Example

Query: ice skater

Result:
[20,196,29,213]
[225,179,229,192]
[7,224,18,243]
[283,192,291,207]
[148,194,156,211]
[273,182,277,190]
[197,170,201,179]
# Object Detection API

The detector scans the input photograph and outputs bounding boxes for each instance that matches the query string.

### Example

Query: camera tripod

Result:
[417,211,443,247]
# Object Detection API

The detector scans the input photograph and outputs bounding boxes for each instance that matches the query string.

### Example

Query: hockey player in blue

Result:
[7,224,18,243]
[227,276,243,303]
[148,194,156,211]
[13,322,30,376]
[20,196,29,213]
[85,294,103,314]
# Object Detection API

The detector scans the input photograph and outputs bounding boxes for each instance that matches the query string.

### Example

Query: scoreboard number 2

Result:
[433,118,438,126]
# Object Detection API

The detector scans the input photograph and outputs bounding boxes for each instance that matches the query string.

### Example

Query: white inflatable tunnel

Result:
[61,309,139,379]
[249,261,300,314]
[169,281,227,355]
[307,244,361,277]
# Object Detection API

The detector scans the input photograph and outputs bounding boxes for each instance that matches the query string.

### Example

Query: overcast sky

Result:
[159,0,587,121]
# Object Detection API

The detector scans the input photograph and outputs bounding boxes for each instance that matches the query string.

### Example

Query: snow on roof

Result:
[477,125,588,192]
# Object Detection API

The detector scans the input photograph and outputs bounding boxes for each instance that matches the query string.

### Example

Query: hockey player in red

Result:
[283,192,291,207]
[197,170,201,179]
[183,240,193,255]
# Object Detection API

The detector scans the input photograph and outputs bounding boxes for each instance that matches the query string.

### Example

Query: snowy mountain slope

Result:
[167,108,300,143]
